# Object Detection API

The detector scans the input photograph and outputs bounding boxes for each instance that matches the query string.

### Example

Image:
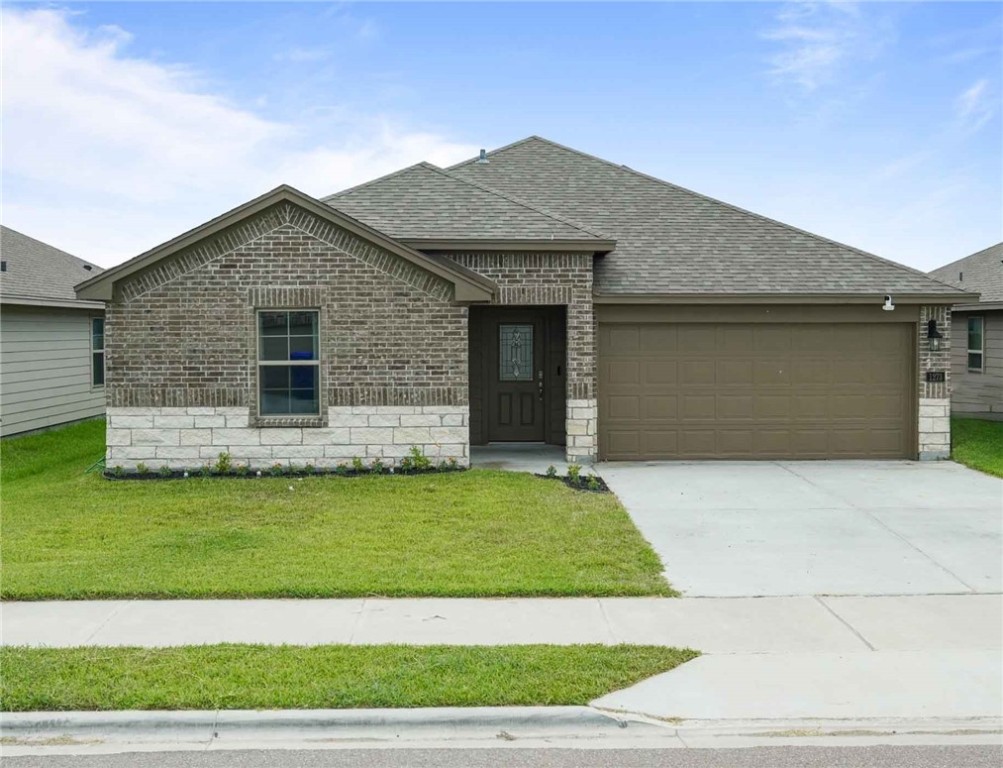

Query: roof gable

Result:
[448,136,970,299]
[325,162,610,248]
[76,186,494,303]
[0,226,104,308]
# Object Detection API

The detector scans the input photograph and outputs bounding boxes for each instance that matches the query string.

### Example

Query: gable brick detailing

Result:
[106,218,470,465]
[918,304,952,460]
[442,251,597,462]
[116,203,454,305]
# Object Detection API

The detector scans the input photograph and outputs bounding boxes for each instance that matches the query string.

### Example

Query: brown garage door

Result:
[599,322,915,460]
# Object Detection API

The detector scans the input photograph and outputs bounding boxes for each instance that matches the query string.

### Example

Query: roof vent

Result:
[0,261,6,272]
[83,264,93,271]
[476,148,489,164]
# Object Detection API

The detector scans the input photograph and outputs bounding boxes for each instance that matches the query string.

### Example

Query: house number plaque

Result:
[925,371,946,383]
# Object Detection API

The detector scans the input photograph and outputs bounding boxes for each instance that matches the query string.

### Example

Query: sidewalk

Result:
[5,594,1000,724]
[3,594,1000,653]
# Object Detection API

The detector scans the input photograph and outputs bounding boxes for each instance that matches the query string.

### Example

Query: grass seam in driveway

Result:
[1,420,673,599]
[0,645,698,712]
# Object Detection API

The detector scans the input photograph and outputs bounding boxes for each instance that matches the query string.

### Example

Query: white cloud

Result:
[0,8,476,266]
[956,78,996,134]
[764,1,887,92]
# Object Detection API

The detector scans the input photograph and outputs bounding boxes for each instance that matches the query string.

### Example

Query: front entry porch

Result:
[468,305,568,450]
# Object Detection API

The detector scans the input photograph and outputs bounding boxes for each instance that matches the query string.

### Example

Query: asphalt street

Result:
[4,746,1002,768]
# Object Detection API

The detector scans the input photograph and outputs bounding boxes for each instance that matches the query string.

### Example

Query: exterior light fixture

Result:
[927,318,943,352]
[882,295,895,311]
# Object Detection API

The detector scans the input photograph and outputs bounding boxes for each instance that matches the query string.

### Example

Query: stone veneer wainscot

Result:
[106,406,469,470]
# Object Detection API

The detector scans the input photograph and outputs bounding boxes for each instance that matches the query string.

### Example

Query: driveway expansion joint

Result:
[813,596,877,651]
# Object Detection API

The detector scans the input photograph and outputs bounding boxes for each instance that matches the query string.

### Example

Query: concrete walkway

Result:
[4,594,1000,653]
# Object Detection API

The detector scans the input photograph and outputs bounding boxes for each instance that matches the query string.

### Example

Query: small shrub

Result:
[586,474,601,492]
[438,459,449,471]
[566,464,582,487]
[199,464,212,478]
[545,465,558,478]
[408,446,432,471]
[351,457,366,473]
[304,463,316,475]
[335,463,349,476]
[111,465,125,478]
[370,457,385,474]
[158,465,172,478]
[136,462,150,476]
[215,452,232,474]
[235,463,250,477]
[269,463,285,477]
[288,463,301,476]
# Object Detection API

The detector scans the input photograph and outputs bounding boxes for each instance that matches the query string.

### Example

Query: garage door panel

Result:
[718,359,754,385]
[608,395,640,420]
[599,321,914,460]
[681,360,716,386]
[608,326,641,353]
[640,325,677,352]
[643,395,677,420]
[644,360,677,385]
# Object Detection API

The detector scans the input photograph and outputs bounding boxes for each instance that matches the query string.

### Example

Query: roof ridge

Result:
[460,136,955,290]
[320,162,441,201]
[429,165,610,240]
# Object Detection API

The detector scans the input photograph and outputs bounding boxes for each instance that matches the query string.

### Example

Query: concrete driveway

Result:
[597,461,1003,597]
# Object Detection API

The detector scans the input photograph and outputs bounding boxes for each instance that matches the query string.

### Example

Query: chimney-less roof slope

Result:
[0,226,104,307]
[325,162,609,245]
[447,136,968,298]
[929,242,1003,305]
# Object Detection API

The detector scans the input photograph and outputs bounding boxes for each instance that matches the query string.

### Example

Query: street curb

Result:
[3,708,1001,746]
[0,706,631,743]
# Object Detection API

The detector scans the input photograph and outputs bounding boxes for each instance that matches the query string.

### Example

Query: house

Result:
[929,242,1003,420]
[1,226,106,437]
[74,137,974,470]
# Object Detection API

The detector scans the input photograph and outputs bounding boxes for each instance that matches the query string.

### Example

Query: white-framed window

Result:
[257,309,320,416]
[967,316,984,373]
[90,317,105,387]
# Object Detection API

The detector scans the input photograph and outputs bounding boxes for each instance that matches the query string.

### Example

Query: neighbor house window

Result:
[967,316,984,372]
[257,310,320,415]
[90,317,105,387]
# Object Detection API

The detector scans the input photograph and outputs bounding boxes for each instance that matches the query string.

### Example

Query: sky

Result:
[1,1,1000,271]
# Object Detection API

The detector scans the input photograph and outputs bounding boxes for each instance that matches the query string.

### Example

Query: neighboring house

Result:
[1,226,106,437]
[930,242,1003,420]
[75,137,974,470]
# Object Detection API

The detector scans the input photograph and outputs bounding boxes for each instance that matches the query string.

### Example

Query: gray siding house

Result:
[0,226,106,437]
[75,137,974,469]
[930,242,1003,419]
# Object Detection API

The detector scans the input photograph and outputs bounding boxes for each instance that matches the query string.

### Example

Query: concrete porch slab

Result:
[470,444,569,475]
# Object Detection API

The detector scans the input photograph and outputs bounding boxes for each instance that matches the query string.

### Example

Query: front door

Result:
[487,312,546,442]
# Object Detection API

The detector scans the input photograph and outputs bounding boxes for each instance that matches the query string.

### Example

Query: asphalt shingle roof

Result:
[325,162,605,243]
[929,242,1003,304]
[0,226,103,306]
[443,137,965,297]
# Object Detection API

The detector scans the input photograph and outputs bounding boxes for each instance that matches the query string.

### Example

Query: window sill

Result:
[252,416,326,429]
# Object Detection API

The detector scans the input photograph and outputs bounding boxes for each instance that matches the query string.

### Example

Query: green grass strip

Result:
[2,421,671,599]
[0,645,698,711]
[951,417,1003,478]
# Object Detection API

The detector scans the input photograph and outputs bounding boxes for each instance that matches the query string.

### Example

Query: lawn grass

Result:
[951,417,1003,478]
[0,644,697,711]
[1,420,672,599]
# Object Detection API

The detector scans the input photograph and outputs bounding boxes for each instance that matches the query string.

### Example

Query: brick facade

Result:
[443,252,598,462]
[918,304,952,460]
[105,203,470,469]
